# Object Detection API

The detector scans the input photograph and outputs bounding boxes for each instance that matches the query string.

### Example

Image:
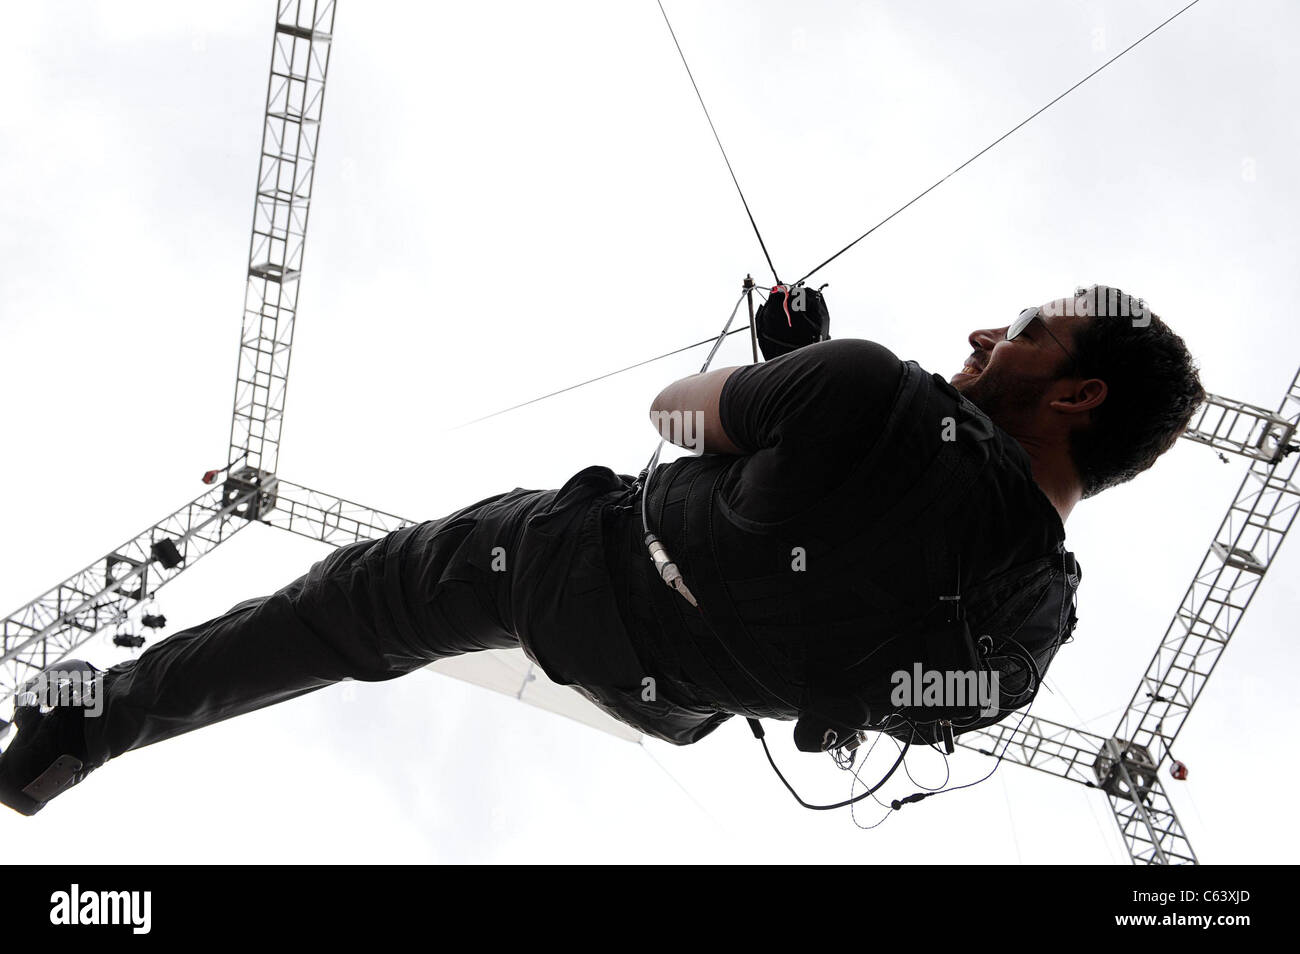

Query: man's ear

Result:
[1050,377,1107,417]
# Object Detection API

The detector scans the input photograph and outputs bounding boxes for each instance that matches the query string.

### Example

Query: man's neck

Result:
[1013,433,1083,525]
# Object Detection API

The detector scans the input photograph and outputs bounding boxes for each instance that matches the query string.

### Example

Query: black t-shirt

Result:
[593,337,1069,741]
[709,338,1064,577]
[714,338,905,523]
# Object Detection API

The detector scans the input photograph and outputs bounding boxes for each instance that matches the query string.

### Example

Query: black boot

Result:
[0,660,103,816]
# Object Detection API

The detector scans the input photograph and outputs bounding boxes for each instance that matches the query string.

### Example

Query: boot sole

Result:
[0,777,44,816]
[1,659,98,816]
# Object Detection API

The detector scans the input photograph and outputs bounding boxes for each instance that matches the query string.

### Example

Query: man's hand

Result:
[649,366,747,455]
[755,284,831,360]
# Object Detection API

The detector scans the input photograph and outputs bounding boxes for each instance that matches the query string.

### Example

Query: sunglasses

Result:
[1008,306,1078,371]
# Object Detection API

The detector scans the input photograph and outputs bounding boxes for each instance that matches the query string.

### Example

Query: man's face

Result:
[950,298,1087,428]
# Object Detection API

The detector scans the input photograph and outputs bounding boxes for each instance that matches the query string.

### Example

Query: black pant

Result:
[82,486,550,766]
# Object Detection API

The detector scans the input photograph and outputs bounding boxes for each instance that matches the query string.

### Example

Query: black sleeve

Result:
[717,338,903,454]
[714,339,905,524]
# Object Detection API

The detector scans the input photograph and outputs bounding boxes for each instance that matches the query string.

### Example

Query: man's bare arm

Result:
[649,366,747,455]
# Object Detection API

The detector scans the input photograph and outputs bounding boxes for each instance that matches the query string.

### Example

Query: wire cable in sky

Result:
[794,0,1205,285]
[454,0,1203,432]
[655,0,781,285]
[448,325,752,430]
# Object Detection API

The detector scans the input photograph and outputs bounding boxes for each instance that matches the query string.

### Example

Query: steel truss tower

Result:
[955,378,1300,863]
[2,2,1296,864]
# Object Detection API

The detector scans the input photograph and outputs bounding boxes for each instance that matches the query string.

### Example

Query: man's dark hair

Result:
[1066,289,1206,500]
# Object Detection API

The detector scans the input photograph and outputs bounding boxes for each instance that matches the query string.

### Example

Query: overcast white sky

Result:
[2,0,1297,863]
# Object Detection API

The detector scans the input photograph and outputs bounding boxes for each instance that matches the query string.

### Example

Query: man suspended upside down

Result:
[0,284,1204,815]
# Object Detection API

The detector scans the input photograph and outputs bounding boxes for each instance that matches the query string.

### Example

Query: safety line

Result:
[448,325,752,430]
[453,2,1203,432]
[656,0,780,285]
[794,0,1204,284]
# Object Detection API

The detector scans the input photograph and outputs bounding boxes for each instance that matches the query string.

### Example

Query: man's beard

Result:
[958,367,1054,432]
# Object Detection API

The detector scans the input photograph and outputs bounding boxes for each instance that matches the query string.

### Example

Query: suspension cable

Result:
[655,0,780,285]
[449,325,751,430]
[793,0,1204,285]
[452,1,1204,432]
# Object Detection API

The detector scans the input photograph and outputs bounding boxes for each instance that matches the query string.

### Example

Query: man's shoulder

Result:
[718,338,906,433]
[909,359,1067,546]
[879,361,1070,576]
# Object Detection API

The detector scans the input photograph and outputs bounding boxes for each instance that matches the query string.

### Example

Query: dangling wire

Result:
[757,724,912,811]
[655,0,781,286]
[884,550,1078,812]
[849,720,900,830]
[640,287,749,608]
